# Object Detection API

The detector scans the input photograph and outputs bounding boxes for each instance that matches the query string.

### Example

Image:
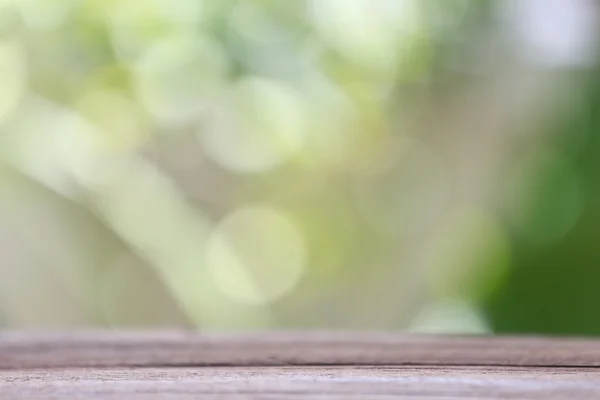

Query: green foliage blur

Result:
[0,0,598,334]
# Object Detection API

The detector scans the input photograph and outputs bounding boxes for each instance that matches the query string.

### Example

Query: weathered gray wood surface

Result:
[1,332,600,399]
[3,366,600,399]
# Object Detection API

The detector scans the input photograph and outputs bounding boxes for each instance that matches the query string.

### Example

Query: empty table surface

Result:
[1,332,599,399]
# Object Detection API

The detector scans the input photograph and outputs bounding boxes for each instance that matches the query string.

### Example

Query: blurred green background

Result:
[0,0,599,334]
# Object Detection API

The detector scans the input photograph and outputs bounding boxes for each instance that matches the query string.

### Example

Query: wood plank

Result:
[2,332,600,369]
[2,366,600,399]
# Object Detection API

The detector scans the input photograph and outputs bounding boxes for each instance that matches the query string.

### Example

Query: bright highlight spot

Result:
[408,299,491,333]
[206,206,306,305]
[308,0,421,72]
[201,77,307,173]
[503,0,598,67]
[1,96,100,197]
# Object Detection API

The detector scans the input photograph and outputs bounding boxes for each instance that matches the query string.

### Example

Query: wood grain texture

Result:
[2,332,600,399]
[2,366,600,399]
[1,331,600,369]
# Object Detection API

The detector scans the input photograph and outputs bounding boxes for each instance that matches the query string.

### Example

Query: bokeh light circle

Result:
[206,206,307,305]
[133,34,229,127]
[300,79,363,169]
[307,0,421,73]
[200,77,307,173]
[408,299,491,333]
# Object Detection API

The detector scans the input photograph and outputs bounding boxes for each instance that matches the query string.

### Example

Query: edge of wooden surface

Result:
[1,331,600,369]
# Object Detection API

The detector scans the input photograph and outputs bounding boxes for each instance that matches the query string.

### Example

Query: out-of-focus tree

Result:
[0,0,597,334]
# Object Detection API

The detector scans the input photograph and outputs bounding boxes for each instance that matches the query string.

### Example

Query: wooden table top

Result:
[1,332,599,399]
